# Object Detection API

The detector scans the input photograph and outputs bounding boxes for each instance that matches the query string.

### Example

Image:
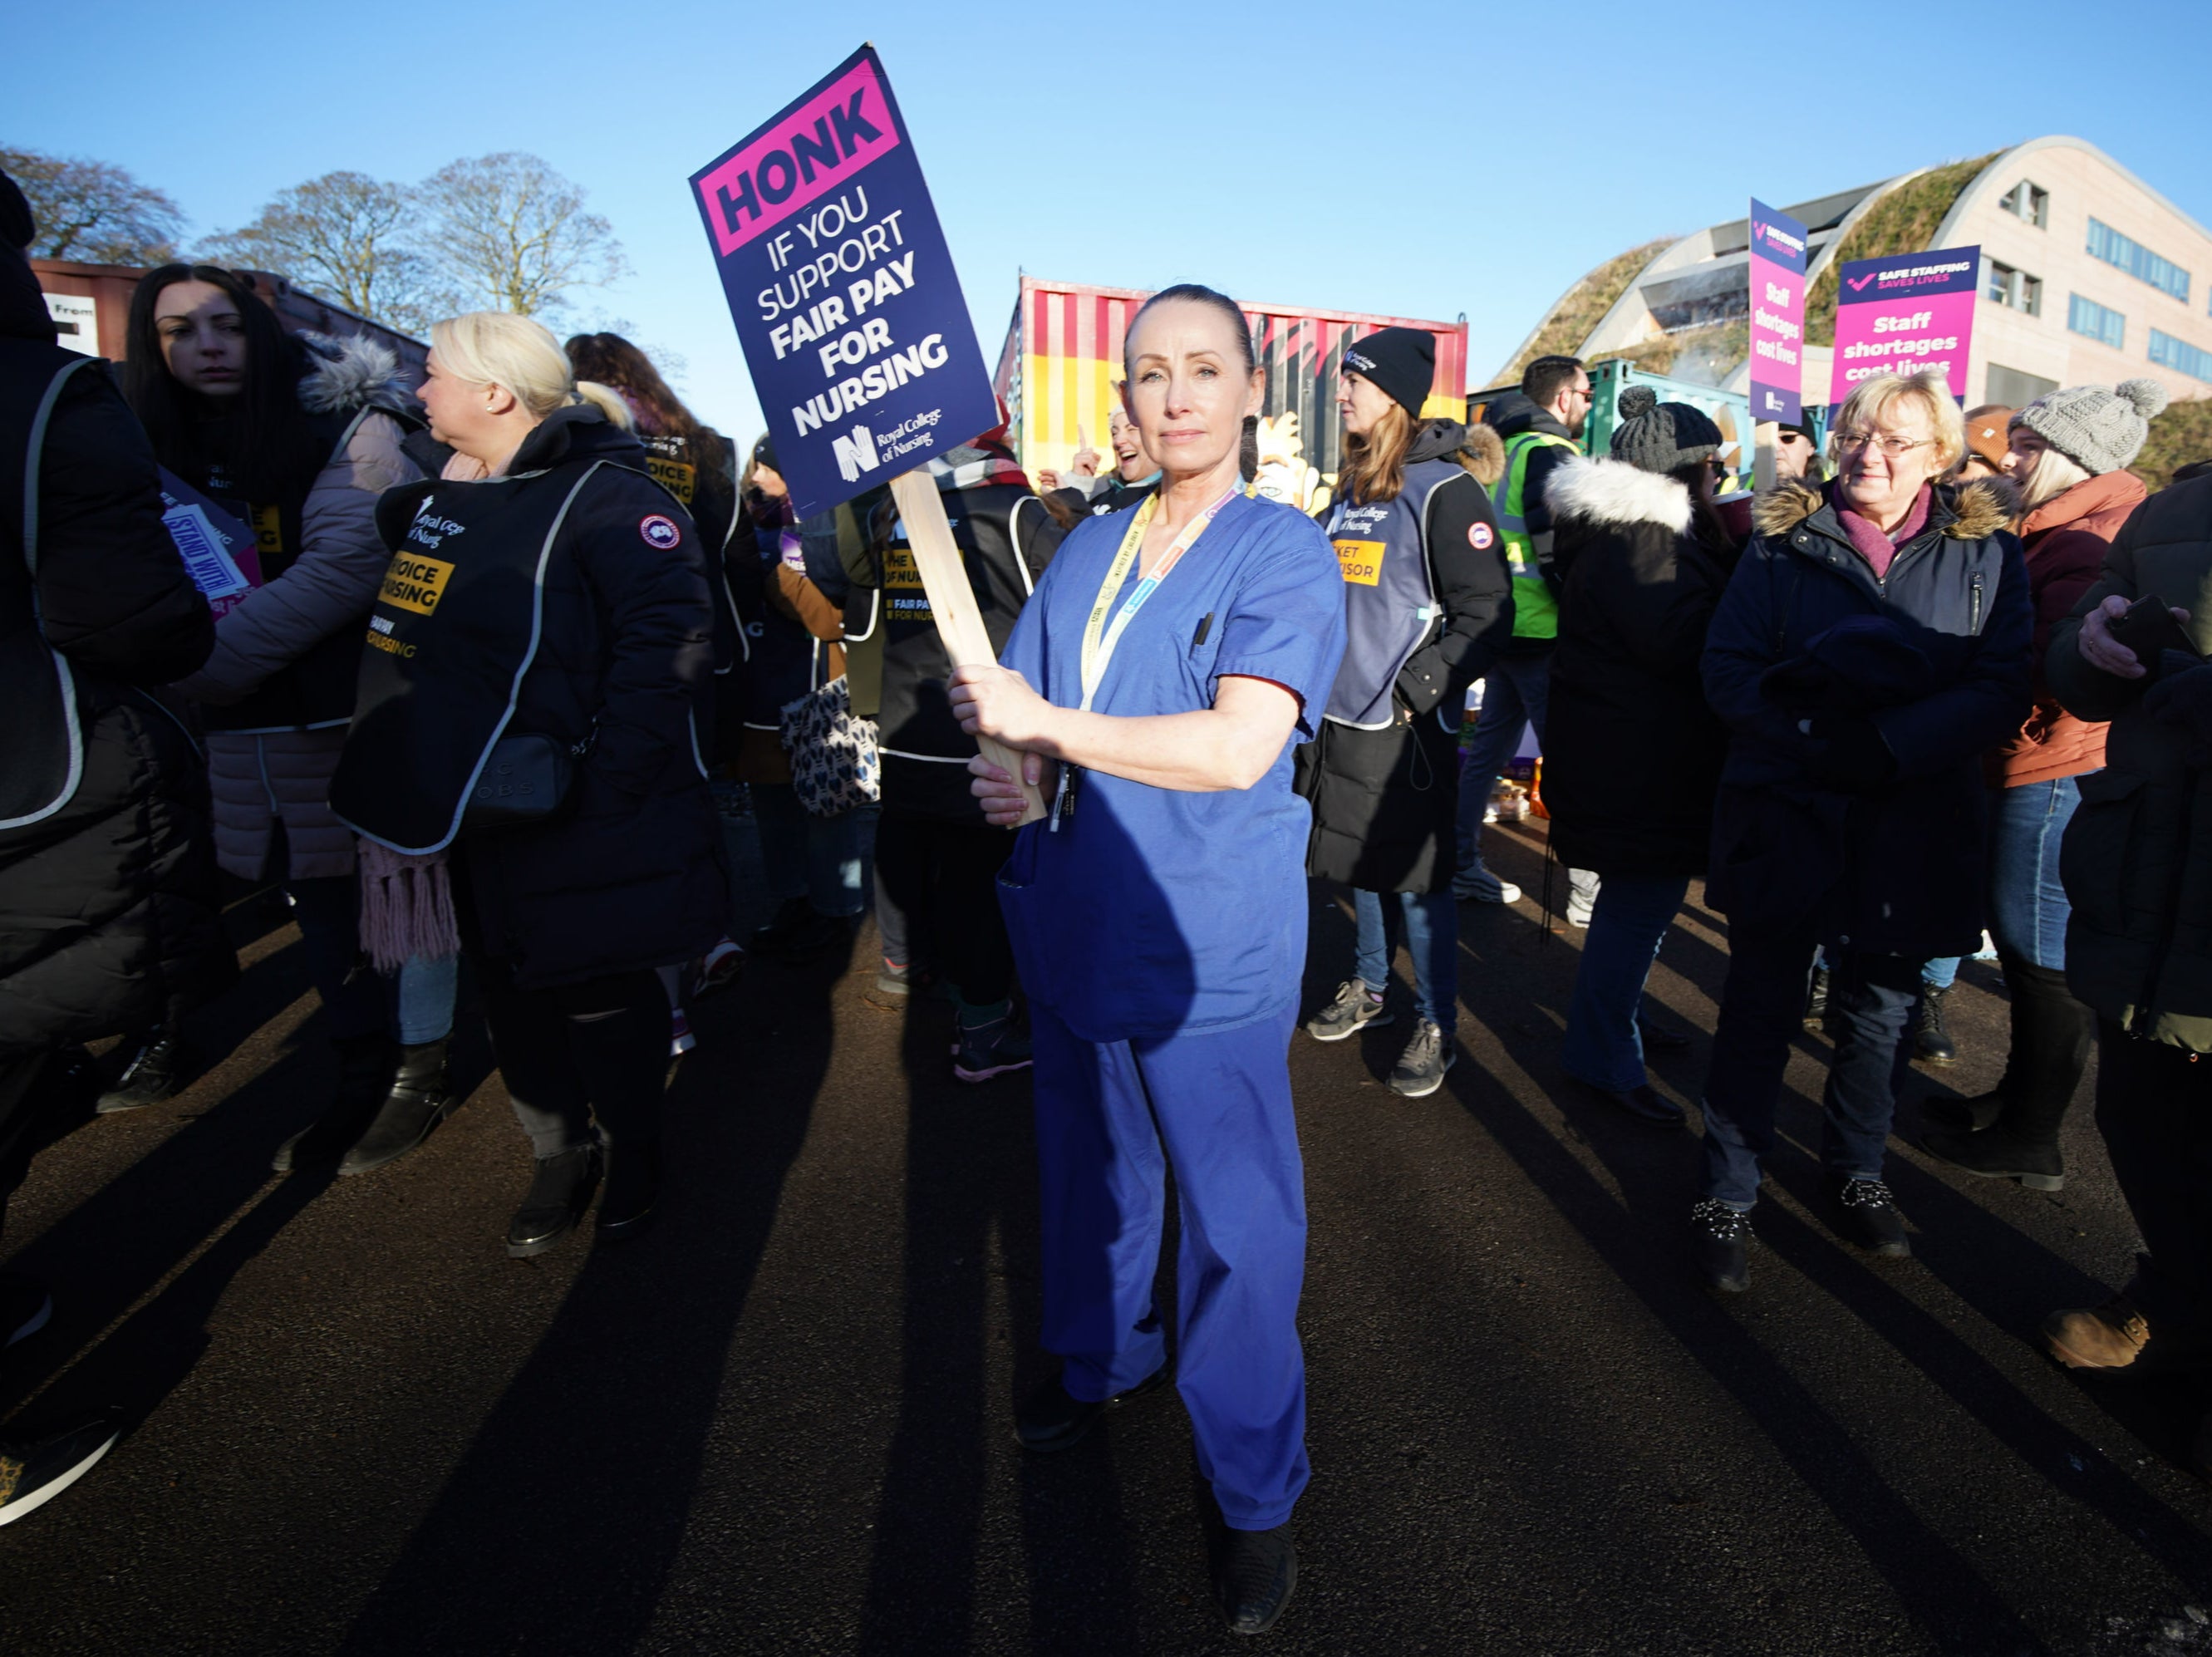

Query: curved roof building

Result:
[1497,137,2212,414]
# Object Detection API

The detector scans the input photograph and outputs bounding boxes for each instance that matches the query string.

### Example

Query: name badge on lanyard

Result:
[1052,485,1239,831]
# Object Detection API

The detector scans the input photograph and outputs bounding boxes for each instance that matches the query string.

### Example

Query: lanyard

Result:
[1076,485,1239,713]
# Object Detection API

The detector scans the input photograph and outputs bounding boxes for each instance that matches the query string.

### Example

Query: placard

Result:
[689,45,1000,519]
[157,467,262,619]
[1747,199,1807,426]
[1827,245,1980,412]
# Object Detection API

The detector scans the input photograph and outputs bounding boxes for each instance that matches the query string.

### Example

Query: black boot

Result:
[595,1141,661,1239]
[1913,981,1958,1065]
[1925,955,2034,1133]
[337,1039,455,1177]
[271,1035,396,1173]
[507,1146,600,1258]
[1922,961,2092,1192]
[96,1027,196,1114]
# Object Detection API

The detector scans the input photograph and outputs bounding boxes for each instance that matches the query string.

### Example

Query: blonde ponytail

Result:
[574,380,632,430]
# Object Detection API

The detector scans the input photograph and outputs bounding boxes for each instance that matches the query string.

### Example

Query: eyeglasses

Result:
[1833,430,1930,457]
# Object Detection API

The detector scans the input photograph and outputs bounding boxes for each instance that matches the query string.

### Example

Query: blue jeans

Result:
[288,876,458,1045]
[751,781,868,917]
[1562,874,1688,1092]
[1454,652,1551,868]
[1987,774,2082,969]
[1354,888,1457,1034]
[1701,926,1917,1209]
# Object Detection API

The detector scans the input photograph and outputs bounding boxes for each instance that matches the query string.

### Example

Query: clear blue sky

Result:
[12,0,2209,445]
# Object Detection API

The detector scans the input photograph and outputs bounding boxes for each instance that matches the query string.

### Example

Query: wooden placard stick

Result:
[887,470,1047,827]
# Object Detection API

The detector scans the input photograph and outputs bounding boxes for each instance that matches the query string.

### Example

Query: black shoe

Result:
[1830,1176,1910,1256]
[96,1028,195,1113]
[1689,1198,1752,1293]
[1921,1123,2066,1192]
[595,1143,661,1240]
[337,1040,455,1177]
[1638,1015,1693,1050]
[1913,983,1957,1065]
[1575,1077,1686,1130]
[271,1034,396,1173]
[1802,966,1831,1030]
[0,1414,120,1527]
[748,898,849,961]
[506,1147,601,1259]
[1212,1522,1297,1635]
[1921,1089,2006,1134]
[2,1273,53,1350]
[1013,1364,1170,1453]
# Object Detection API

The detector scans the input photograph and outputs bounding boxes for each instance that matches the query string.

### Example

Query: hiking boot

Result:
[2,1273,52,1350]
[1389,1020,1457,1099]
[272,1034,396,1173]
[1305,979,1392,1044]
[1913,983,1958,1065]
[0,1414,120,1527]
[1453,860,1521,904]
[1690,1199,1752,1293]
[1014,1364,1169,1453]
[596,1142,661,1240]
[507,1146,601,1259]
[336,1039,455,1178]
[1829,1175,1910,1256]
[951,1010,1033,1083]
[96,1028,194,1113]
[1212,1522,1298,1635]
[2042,1296,2151,1371]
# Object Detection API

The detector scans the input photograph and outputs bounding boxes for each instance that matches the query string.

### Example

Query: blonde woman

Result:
[329,313,726,1256]
[1691,370,2033,1292]
[1920,381,2165,1191]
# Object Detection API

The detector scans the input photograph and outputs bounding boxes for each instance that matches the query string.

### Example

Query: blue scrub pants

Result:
[1030,999,1310,1531]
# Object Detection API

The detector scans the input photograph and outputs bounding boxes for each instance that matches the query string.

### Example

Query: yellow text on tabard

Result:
[381,552,455,615]
[1333,538,1384,587]
[646,455,696,504]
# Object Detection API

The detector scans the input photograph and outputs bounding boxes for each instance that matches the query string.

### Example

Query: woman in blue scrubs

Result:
[949,285,1345,1636]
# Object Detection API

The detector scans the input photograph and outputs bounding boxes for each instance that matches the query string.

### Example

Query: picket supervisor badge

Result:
[689,44,1000,519]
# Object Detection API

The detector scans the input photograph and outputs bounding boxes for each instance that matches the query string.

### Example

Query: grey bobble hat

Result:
[2011,379,2170,475]
[1608,384,1723,475]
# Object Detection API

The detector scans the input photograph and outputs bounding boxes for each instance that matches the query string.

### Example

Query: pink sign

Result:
[1827,246,1980,411]
[695,57,903,257]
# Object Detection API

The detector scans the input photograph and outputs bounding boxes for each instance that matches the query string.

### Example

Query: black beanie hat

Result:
[1343,327,1433,419]
[1609,384,1723,475]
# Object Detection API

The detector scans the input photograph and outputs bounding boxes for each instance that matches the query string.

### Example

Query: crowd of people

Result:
[4,162,2211,1634]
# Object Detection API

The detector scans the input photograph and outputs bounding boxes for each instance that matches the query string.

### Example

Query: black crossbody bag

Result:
[464,721,597,830]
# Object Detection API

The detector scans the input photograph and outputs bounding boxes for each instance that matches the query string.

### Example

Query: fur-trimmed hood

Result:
[1453,422,1505,489]
[1544,454,1691,533]
[1752,474,2021,543]
[297,330,413,417]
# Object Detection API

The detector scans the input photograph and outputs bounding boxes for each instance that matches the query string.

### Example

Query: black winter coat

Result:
[1542,456,1739,877]
[1301,421,1513,892]
[356,407,727,990]
[1700,476,2033,958]
[1,339,235,1050]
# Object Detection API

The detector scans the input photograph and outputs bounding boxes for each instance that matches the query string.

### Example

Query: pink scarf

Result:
[357,838,461,973]
[1835,484,1931,579]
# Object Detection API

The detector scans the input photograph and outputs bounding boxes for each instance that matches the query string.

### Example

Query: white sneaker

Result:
[1453,862,1522,904]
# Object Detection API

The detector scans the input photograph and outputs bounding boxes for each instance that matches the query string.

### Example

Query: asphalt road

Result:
[2,813,2210,1656]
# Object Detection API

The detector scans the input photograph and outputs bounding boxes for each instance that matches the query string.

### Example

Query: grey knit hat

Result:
[1608,384,1723,474]
[2012,379,2170,475]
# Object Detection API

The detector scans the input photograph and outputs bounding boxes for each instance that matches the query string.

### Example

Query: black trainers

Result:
[1389,1019,1456,1098]
[0,1414,120,1527]
[1913,984,1957,1065]
[96,1028,194,1114]
[506,1146,601,1259]
[2,1273,53,1350]
[1689,1198,1752,1293]
[1014,1364,1170,1453]
[1830,1175,1910,1256]
[952,1012,1033,1083]
[1306,979,1392,1044]
[1211,1522,1298,1635]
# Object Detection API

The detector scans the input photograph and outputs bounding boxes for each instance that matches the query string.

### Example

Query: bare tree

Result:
[200,170,450,336]
[2,145,185,264]
[416,153,627,319]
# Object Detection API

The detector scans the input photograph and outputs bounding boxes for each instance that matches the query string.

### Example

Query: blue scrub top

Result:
[995,491,1347,1043]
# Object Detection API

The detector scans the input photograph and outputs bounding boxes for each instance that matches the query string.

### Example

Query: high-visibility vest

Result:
[1491,430,1580,641]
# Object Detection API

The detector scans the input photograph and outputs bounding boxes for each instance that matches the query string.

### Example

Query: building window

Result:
[1986,261,2042,316]
[2068,294,2127,350]
[2150,329,2212,384]
[2000,180,2049,228]
[1987,364,2058,408]
[2087,218,2192,303]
